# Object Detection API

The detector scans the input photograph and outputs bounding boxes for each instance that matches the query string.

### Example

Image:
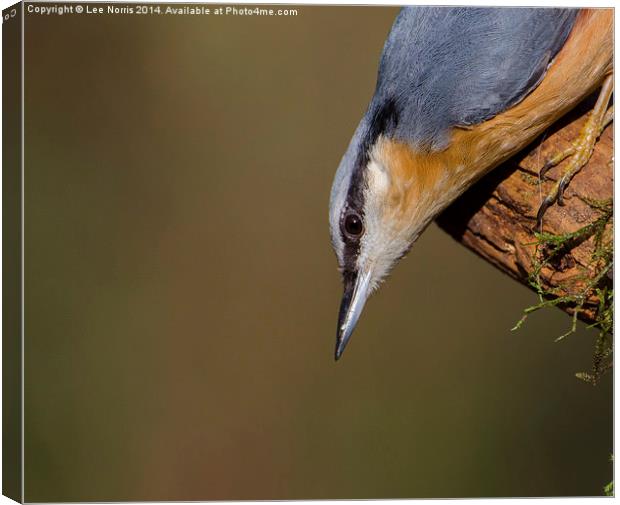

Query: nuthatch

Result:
[329,7,613,360]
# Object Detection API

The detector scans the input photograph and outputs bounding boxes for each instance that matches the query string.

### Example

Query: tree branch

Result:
[437,93,613,324]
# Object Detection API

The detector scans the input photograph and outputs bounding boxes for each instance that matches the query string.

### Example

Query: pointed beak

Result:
[335,268,372,360]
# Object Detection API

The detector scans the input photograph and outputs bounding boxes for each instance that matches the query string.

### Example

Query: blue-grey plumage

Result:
[375,7,578,150]
[330,7,612,360]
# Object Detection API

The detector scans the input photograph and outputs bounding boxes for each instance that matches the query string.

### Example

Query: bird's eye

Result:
[343,212,364,238]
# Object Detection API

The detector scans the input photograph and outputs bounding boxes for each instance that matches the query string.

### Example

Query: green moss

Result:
[512,199,613,385]
[519,172,539,186]
[604,455,614,496]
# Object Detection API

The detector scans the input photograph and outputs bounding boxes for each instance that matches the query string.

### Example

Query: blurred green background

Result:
[23,4,611,501]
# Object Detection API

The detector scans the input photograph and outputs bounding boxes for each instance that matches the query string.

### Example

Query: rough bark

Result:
[437,93,613,323]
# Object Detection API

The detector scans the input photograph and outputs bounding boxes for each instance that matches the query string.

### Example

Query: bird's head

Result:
[329,100,467,360]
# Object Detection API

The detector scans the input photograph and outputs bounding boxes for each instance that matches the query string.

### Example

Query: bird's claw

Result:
[539,147,574,179]
[535,78,614,231]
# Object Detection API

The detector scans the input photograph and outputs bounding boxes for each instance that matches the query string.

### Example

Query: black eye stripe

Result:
[338,101,394,274]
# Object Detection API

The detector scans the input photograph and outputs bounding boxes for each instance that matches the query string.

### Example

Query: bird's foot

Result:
[536,76,614,230]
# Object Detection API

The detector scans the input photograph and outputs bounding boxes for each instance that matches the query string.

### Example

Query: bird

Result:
[329,7,613,360]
